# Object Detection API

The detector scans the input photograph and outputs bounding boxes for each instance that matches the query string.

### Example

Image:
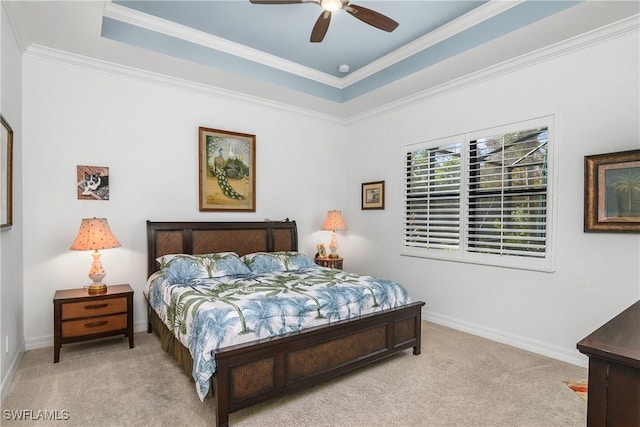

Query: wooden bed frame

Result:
[146,220,425,426]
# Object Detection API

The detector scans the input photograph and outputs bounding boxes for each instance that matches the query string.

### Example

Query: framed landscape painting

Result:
[199,127,256,212]
[584,149,640,232]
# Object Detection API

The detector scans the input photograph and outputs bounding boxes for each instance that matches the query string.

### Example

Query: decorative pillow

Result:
[157,252,251,284]
[241,251,316,274]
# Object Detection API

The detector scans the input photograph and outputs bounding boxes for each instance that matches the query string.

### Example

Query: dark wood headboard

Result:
[146,220,298,276]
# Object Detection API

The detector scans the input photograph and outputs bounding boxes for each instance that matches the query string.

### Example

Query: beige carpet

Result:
[1,322,587,426]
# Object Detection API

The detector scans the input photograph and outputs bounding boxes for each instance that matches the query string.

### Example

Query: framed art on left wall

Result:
[199,127,256,212]
[1,115,13,229]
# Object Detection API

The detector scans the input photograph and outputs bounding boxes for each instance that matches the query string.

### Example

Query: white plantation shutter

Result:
[403,117,554,271]
[404,141,462,251]
[467,127,548,258]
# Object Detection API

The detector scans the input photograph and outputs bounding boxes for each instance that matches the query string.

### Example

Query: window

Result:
[403,117,554,271]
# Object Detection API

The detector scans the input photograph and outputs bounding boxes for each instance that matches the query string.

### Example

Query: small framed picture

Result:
[316,243,327,259]
[584,149,640,232]
[361,181,385,210]
[77,165,109,200]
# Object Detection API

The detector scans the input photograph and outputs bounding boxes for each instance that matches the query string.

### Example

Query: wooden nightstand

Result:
[53,284,134,363]
[315,257,343,270]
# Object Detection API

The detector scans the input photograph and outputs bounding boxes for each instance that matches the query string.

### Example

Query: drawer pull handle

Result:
[85,321,108,328]
[85,303,108,310]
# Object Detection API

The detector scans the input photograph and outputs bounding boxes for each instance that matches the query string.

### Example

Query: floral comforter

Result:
[144,251,412,400]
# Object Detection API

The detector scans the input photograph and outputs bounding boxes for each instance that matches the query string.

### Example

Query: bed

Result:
[145,219,425,426]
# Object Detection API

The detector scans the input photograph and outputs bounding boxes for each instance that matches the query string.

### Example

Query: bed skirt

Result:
[148,306,196,383]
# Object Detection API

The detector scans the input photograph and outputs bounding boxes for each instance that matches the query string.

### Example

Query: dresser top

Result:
[577,300,640,368]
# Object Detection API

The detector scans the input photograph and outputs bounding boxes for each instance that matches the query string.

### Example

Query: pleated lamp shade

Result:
[320,210,347,231]
[70,218,120,293]
[321,210,346,258]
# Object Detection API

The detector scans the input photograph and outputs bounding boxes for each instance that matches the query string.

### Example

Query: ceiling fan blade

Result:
[249,0,304,4]
[346,4,399,32]
[250,0,321,4]
[310,11,331,43]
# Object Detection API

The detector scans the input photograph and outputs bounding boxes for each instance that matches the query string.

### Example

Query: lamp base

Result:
[328,230,340,259]
[87,250,108,294]
[86,283,107,294]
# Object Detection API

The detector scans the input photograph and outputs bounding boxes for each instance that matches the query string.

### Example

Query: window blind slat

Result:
[467,126,549,257]
[404,142,462,250]
[404,121,550,266]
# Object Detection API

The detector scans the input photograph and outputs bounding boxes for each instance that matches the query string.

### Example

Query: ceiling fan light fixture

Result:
[321,0,342,12]
[252,0,398,43]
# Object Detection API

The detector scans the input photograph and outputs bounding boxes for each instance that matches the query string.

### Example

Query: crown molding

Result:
[22,13,638,123]
[2,0,31,53]
[102,0,524,91]
[347,13,640,122]
[341,0,524,86]
[102,1,344,88]
[23,44,348,124]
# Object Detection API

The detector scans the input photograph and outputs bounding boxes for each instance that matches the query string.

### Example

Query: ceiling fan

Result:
[249,0,399,43]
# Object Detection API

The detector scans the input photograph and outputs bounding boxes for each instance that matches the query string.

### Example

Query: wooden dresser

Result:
[577,300,640,427]
[53,284,134,362]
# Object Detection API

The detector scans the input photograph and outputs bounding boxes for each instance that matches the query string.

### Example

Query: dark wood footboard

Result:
[213,301,425,427]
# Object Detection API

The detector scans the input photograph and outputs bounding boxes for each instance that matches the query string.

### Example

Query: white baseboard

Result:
[423,308,588,368]
[0,338,25,404]
[25,335,52,351]
[22,313,588,369]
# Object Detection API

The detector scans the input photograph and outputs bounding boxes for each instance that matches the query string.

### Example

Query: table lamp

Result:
[70,217,121,294]
[321,210,347,258]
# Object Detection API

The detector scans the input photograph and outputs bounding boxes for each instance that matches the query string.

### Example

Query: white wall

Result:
[344,24,640,366]
[17,11,640,370]
[21,55,348,346]
[0,1,24,401]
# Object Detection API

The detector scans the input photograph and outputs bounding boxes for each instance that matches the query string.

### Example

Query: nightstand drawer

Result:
[61,297,127,320]
[54,284,134,363]
[62,313,127,337]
